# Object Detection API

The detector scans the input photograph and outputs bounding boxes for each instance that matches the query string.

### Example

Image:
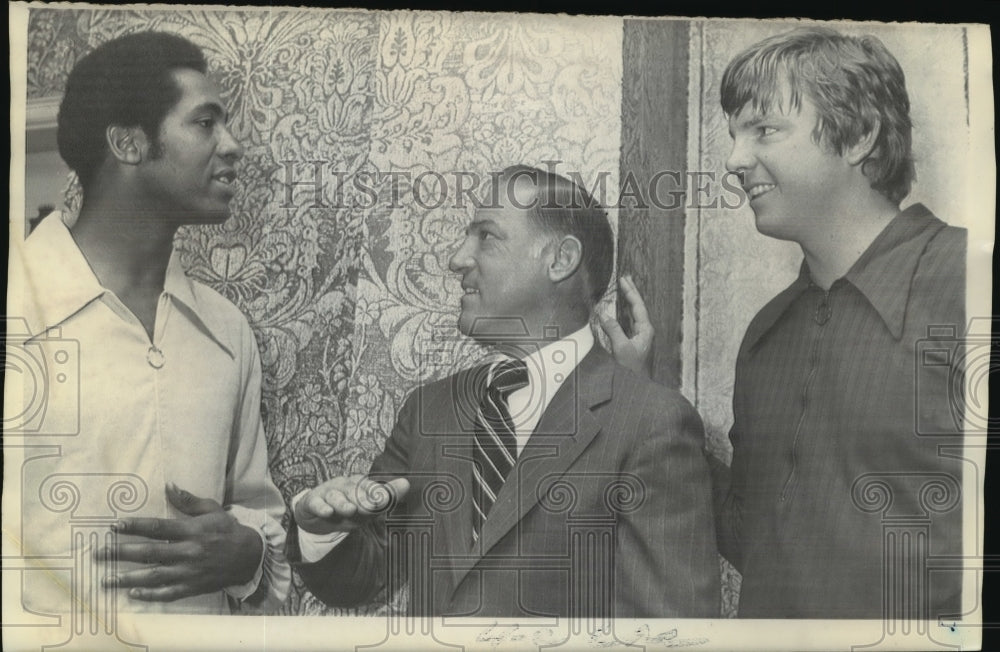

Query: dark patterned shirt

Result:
[717,204,966,618]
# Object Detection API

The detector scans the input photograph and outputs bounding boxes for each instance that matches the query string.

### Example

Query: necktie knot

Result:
[489,358,529,398]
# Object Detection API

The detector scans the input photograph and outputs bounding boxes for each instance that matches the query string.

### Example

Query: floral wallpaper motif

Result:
[25,10,91,98]
[353,11,622,435]
[26,7,622,616]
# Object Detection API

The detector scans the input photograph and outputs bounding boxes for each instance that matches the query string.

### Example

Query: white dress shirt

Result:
[295,325,595,562]
[6,213,290,614]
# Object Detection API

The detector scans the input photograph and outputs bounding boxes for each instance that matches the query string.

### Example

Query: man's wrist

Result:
[225,522,267,599]
[223,506,268,599]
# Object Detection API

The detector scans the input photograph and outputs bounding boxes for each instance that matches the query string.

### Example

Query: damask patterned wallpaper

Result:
[33,8,959,622]
[24,6,623,615]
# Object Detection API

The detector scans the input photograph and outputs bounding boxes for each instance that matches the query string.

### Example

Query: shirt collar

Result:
[19,212,235,357]
[743,203,948,350]
[488,324,594,401]
[161,250,237,358]
[841,203,947,339]
[18,213,103,338]
[522,325,594,402]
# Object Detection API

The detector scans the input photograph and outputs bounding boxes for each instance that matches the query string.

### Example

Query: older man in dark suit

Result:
[288,166,718,618]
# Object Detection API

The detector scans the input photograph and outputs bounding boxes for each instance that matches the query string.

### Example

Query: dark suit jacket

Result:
[289,347,719,618]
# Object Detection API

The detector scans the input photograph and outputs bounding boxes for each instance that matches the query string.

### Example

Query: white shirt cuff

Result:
[291,490,350,563]
[224,503,291,609]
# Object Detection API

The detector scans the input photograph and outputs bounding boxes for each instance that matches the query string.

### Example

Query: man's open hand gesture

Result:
[294,475,410,535]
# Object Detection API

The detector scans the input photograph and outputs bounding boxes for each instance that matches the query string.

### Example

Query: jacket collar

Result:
[744,203,948,350]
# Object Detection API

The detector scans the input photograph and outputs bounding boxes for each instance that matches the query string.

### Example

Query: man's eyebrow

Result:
[733,113,766,131]
[728,110,781,138]
[190,101,228,122]
[465,218,501,234]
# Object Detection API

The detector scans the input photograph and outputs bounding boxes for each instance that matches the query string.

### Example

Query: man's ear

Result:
[546,234,583,283]
[845,120,880,167]
[106,125,147,165]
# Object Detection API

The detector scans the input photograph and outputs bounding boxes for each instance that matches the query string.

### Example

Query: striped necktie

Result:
[472,358,529,543]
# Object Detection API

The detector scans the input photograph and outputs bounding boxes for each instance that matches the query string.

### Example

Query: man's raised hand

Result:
[294,475,410,535]
[600,275,655,377]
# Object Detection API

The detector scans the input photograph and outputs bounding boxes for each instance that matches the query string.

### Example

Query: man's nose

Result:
[725,136,754,176]
[218,124,244,163]
[448,237,473,273]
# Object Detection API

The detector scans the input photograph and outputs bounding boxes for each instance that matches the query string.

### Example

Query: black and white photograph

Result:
[5,2,993,650]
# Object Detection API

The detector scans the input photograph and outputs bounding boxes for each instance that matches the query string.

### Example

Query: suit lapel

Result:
[433,364,489,595]
[454,348,617,587]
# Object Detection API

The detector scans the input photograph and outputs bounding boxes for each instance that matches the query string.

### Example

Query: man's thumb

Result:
[166,483,223,516]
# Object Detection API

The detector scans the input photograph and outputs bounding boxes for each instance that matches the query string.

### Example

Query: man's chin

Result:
[456,314,473,338]
[457,312,490,340]
[752,214,799,242]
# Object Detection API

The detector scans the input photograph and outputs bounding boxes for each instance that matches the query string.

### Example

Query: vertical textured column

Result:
[851,471,962,647]
[568,521,615,635]
[37,474,148,652]
[619,19,689,388]
[355,477,465,652]
[386,525,433,635]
